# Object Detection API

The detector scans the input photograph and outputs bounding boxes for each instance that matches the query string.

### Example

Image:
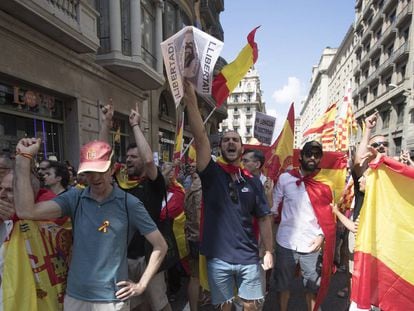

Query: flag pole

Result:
[181,106,217,158]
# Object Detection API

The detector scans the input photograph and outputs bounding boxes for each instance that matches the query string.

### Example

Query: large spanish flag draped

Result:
[351,157,414,310]
[3,190,71,311]
[303,103,337,151]
[263,102,295,182]
[289,150,347,310]
[212,26,260,108]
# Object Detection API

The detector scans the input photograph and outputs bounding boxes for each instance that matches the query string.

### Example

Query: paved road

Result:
[171,270,350,311]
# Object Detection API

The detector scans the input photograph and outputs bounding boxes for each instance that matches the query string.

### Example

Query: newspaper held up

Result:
[161,26,224,107]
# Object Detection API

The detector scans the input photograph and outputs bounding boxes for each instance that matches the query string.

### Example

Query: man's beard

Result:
[300,159,318,172]
[127,165,144,178]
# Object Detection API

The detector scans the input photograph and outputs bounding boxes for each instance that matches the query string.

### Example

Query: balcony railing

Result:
[354,41,409,95]
[0,0,99,53]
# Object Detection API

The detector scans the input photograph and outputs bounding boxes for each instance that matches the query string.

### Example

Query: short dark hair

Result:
[219,130,243,147]
[300,141,323,157]
[48,161,70,188]
[127,142,137,152]
[243,149,265,168]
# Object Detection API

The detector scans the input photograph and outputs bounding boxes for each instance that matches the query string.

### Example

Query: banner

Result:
[161,26,224,106]
[253,112,276,145]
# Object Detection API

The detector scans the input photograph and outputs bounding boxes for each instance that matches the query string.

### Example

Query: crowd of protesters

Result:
[0,80,413,311]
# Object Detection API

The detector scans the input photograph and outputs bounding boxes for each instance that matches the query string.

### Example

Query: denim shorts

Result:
[273,243,321,293]
[207,257,264,305]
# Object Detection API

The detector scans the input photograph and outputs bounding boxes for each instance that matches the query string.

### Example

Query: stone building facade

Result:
[0,0,226,167]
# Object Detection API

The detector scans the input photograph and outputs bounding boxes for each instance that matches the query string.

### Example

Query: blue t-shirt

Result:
[198,159,270,264]
[54,186,157,302]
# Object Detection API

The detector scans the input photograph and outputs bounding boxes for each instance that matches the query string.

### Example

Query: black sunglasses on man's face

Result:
[371,141,389,148]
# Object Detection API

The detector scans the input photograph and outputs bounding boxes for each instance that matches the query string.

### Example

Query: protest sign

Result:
[161,26,223,107]
[254,112,276,145]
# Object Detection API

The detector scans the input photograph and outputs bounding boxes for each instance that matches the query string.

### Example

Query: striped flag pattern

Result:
[212,27,260,108]
[303,102,337,151]
[337,82,358,151]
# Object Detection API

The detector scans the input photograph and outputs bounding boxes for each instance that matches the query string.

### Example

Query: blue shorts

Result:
[207,258,264,305]
[273,243,321,293]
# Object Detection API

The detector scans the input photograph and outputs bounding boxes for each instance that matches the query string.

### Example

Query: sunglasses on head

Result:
[228,182,239,204]
[370,141,389,148]
[303,151,322,159]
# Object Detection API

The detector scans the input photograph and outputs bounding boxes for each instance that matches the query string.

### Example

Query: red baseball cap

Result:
[78,141,113,174]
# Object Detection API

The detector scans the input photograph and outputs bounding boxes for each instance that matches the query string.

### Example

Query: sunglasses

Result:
[228,182,239,204]
[370,141,389,148]
[303,151,322,159]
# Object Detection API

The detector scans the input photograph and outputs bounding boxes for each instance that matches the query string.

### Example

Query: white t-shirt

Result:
[272,172,323,253]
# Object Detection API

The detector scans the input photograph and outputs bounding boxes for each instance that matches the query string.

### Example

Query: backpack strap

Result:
[72,189,84,233]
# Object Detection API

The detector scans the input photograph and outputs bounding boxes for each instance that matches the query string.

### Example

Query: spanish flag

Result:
[303,102,337,151]
[336,82,357,152]
[351,157,414,310]
[3,190,70,311]
[212,26,259,108]
[290,149,347,311]
[263,102,294,182]
[187,142,197,163]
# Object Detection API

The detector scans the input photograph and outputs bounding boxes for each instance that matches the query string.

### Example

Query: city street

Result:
[171,270,349,311]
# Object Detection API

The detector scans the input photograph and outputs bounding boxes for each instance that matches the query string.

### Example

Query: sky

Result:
[220,1,355,138]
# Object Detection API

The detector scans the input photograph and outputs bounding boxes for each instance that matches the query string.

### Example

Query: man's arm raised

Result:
[183,80,211,172]
[98,100,114,142]
[129,103,158,181]
[13,138,62,220]
[354,112,378,177]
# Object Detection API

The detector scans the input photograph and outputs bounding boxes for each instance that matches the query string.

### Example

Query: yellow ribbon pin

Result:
[98,220,110,233]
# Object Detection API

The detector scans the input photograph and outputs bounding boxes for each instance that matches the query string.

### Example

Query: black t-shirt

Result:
[352,170,365,221]
[198,159,270,264]
[117,168,166,259]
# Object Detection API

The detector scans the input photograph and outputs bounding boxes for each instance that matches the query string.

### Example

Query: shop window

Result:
[0,112,63,161]
[0,83,63,120]
[159,130,175,163]
[159,90,176,122]
[109,113,129,163]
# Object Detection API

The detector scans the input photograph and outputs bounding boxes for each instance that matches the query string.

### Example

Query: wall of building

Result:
[0,10,145,168]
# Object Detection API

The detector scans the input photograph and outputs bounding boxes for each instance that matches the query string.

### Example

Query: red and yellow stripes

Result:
[263,102,295,181]
[303,103,337,151]
[212,26,260,108]
[351,157,414,310]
